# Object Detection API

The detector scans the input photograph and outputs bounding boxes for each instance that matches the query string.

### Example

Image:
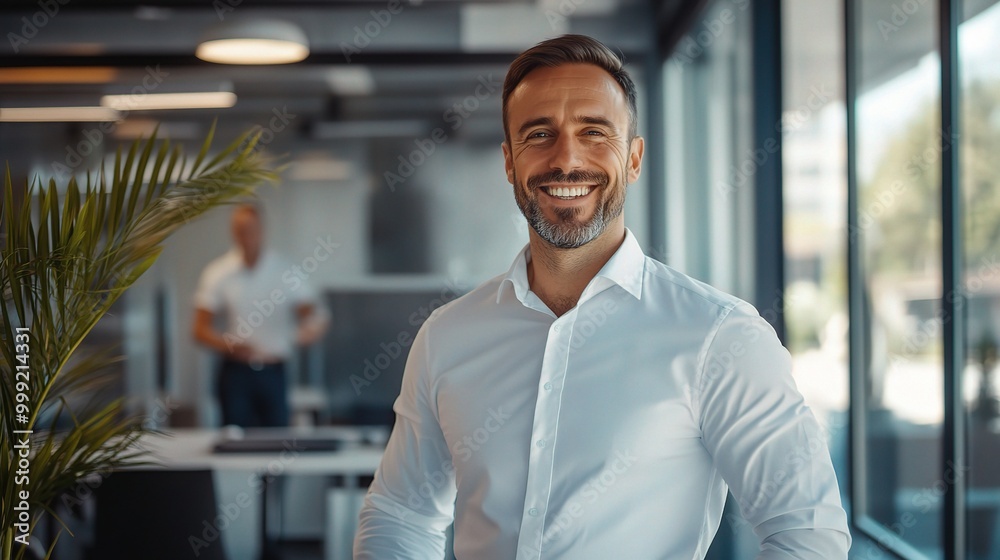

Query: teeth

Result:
[548,186,590,198]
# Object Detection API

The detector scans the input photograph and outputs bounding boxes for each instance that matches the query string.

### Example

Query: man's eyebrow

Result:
[576,115,618,131]
[517,117,554,138]
[516,115,620,138]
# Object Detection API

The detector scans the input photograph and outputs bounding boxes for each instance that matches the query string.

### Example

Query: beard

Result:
[513,168,626,249]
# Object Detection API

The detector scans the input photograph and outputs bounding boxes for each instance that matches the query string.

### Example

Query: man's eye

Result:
[528,131,551,139]
[585,130,605,136]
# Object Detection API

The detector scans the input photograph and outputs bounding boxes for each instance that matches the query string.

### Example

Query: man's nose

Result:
[548,133,584,174]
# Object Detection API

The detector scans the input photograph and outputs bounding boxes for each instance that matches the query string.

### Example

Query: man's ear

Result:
[627,136,645,183]
[502,141,514,185]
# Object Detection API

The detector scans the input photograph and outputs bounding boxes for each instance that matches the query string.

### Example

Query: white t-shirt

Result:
[195,249,319,360]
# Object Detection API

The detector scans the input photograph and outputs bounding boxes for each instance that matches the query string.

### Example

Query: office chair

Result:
[87,469,226,560]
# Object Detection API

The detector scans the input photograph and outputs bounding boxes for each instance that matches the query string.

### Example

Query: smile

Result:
[541,185,595,200]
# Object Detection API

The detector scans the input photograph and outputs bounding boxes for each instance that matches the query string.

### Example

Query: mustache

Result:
[526,170,609,190]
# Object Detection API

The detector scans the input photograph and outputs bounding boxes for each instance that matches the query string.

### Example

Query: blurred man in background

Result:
[193,203,328,427]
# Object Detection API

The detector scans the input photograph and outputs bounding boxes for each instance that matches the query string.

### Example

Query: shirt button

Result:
[536,439,546,448]
[543,382,553,391]
[528,508,539,516]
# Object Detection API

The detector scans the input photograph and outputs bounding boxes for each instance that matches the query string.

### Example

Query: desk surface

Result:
[136,426,388,475]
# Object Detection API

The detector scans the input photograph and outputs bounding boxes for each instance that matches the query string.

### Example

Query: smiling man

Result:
[354,35,851,559]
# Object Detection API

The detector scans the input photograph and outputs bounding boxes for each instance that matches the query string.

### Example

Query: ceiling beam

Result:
[0,50,647,68]
[0,0,523,11]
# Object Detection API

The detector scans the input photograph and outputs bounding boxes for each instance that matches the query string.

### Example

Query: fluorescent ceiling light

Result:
[196,20,309,65]
[101,91,237,111]
[0,106,121,122]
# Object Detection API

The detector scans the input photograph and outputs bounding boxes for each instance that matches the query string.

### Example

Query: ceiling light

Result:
[325,67,376,96]
[196,19,309,65]
[101,91,237,111]
[113,119,202,140]
[0,106,122,122]
[0,67,119,84]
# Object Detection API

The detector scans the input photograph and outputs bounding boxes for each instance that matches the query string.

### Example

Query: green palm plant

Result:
[0,125,279,559]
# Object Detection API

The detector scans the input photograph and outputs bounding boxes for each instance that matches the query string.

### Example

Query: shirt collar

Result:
[496,228,645,304]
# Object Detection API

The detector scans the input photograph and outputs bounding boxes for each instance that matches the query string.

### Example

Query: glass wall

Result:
[858,0,943,555]
[850,0,945,556]
[661,0,754,301]
[960,2,1000,558]
[848,0,1000,558]
[661,2,755,555]
[781,0,850,521]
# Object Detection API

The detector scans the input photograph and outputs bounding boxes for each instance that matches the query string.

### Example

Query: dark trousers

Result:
[217,359,289,427]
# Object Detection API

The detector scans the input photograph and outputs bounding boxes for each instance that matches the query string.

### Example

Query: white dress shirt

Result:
[194,249,318,360]
[354,229,851,559]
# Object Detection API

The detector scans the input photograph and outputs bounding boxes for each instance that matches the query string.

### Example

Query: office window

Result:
[961,2,1000,558]
[662,0,754,301]
[781,0,849,498]
[849,0,945,556]
[848,0,1000,556]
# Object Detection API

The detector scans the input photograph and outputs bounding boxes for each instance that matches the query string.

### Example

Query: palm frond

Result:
[0,124,278,555]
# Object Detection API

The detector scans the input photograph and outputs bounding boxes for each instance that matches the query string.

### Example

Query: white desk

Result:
[138,426,386,473]
[134,427,386,560]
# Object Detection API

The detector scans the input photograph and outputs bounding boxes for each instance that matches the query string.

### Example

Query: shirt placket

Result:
[514,311,575,560]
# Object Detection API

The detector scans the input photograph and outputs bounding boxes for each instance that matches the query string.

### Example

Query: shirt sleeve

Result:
[354,318,457,559]
[696,302,852,559]
[289,263,319,305]
[193,262,223,312]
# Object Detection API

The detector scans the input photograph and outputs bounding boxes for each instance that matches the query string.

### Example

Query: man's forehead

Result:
[506,63,629,131]
[511,63,624,99]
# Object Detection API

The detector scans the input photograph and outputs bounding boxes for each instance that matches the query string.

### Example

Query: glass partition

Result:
[960,2,1000,558]
[850,0,944,556]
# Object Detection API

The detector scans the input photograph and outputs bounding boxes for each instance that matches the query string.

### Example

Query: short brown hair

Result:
[502,34,638,144]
